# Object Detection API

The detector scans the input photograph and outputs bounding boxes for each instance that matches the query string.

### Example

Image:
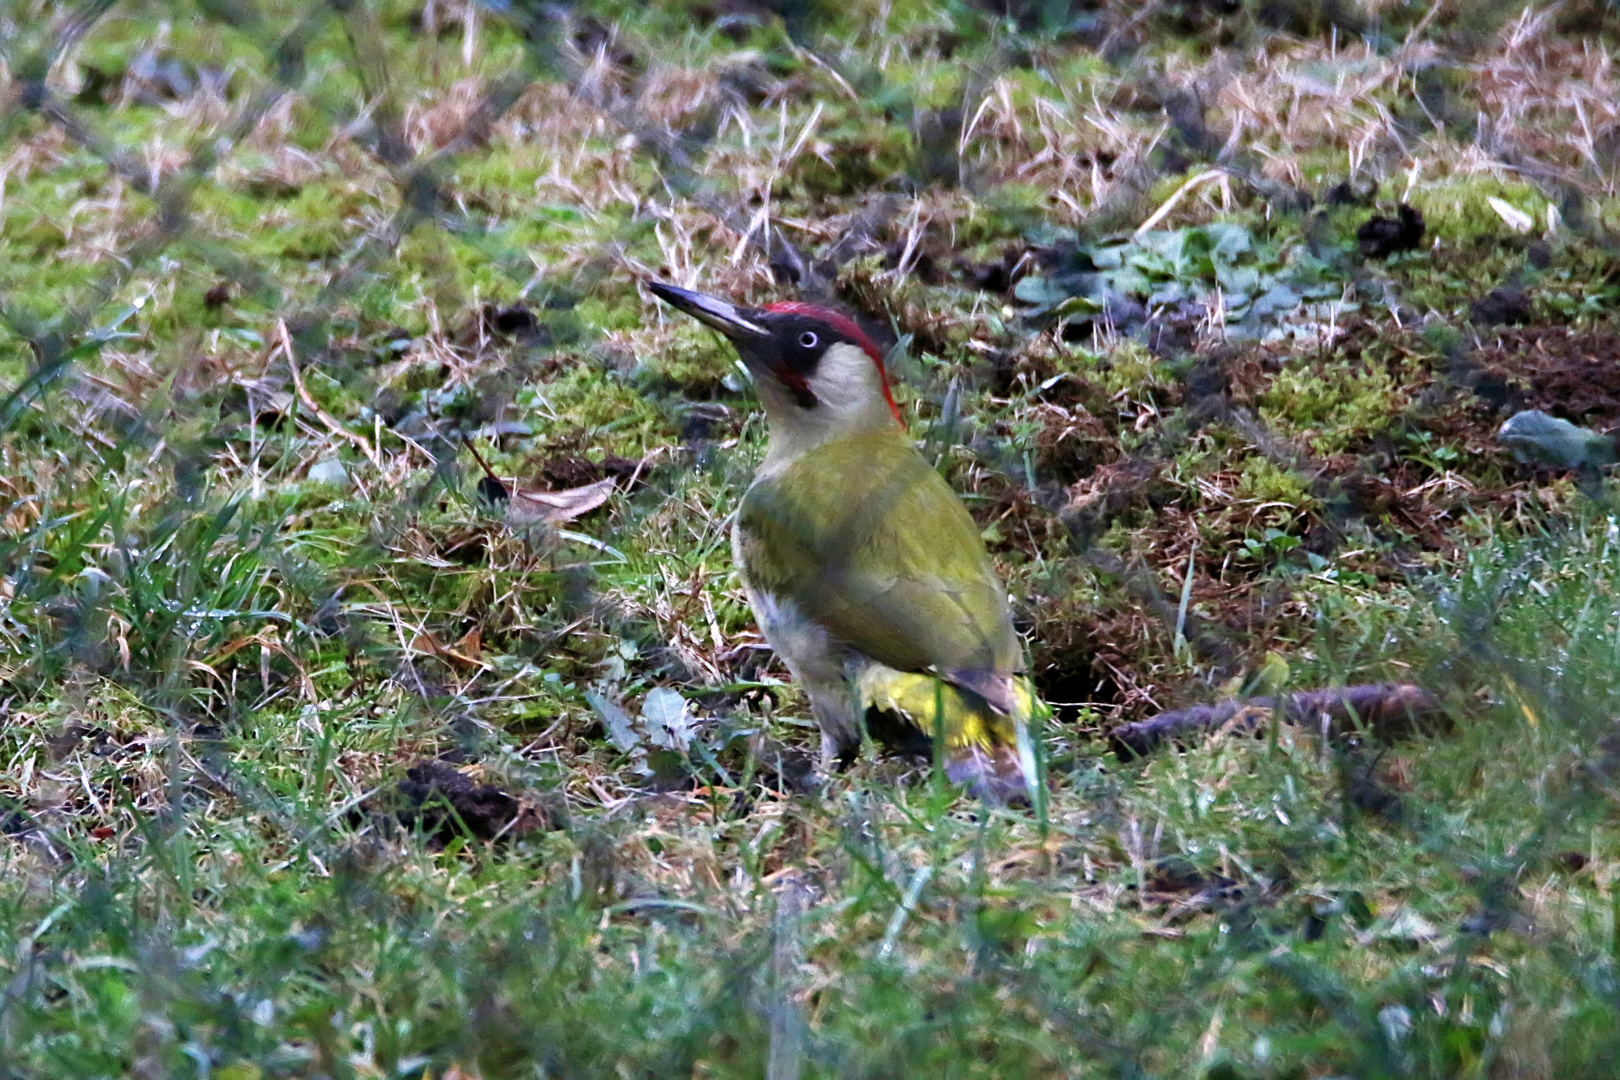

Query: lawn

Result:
[3,1,1620,1076]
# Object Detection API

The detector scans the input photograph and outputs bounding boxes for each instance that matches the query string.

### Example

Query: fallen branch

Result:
[1109,683,1444,760]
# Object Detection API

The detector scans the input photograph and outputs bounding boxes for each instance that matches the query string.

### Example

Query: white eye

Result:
[798,331,819,348]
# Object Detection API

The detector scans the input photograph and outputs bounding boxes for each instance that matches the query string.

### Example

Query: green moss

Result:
[1088,339,1176,400]
[1257,360,1404,455]
[260,182,370,262]
[1414,174,1551,244]
[531,362,679,456]
[1232,454,1316,512]
[955,183,1054,246]
[782,108,914,199]
[637,324,741,398]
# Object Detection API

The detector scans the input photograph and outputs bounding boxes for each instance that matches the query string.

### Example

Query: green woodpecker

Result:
[648,282,1042,801]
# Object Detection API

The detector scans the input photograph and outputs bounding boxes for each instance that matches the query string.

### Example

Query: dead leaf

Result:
[408,631,445,658]
[506,477,616,525]
[451,626,482,663]
[1487,196,1534,234]
[409,629,484,669]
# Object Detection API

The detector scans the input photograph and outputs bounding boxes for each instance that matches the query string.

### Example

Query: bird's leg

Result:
[804,680,864,770]
[743,590,864,771]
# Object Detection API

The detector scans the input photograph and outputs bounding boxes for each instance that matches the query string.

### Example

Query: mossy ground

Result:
[4,1,1620,1076]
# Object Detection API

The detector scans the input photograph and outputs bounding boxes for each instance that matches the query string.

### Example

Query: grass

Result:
[4,0,1620,1075]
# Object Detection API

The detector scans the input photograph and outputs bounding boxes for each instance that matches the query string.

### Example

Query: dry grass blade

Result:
[506,476,617,525]
[277,320,381,471]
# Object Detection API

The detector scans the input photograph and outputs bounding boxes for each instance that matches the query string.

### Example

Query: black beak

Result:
[646,282,768,343]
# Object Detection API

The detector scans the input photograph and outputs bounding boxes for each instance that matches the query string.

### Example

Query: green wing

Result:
[738,430,1021,679]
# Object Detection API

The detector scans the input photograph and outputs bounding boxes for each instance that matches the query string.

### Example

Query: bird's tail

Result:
[856,666,1045,804]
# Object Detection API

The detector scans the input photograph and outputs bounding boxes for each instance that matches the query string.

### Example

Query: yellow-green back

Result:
[737,428,1020,678]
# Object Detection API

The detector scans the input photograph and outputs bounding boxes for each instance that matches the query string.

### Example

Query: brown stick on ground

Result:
[1108,683,1444,760]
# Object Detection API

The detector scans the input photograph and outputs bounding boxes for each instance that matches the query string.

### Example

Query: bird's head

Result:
[648,282,900,455]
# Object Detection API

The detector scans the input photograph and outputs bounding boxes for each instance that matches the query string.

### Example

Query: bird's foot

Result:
[944,744,1030,806]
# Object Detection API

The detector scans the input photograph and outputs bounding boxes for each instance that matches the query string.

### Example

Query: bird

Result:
[647,281,1044,802]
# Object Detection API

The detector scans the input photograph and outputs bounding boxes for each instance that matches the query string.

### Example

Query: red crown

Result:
[763,302,899,421]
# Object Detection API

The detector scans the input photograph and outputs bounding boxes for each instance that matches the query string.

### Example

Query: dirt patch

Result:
[0,797,31,837]
[1031,616,1140,722]
[517,428,648,492]
[392,760,561,842]
[1475,324,1620,432]
[1357,204,1425,258]
[433,524,498,566]
[1146,856,1241,909]
[739,736,818,796]
[1471,288,1534,327]
[1312,453,1485,553]
[1020,403,1119,488]
[447,302,555,350]
[535,452,641,490]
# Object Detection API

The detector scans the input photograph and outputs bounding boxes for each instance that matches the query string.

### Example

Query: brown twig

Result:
[1109,683,1444,760]
[277,320,382,472]
[461,435,503,483]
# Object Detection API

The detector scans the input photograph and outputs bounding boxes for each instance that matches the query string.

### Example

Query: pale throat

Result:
[756,342,901,472]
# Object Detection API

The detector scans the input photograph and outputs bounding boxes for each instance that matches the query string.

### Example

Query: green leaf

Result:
[1216,264,1261,295]
[640,686,693,751]
[587,689,641,753]
[1497,410,1618,469]
[1088,244,1127,269]
[1111,266,1155,297]
[1134,229,1185,263]
[1206,222,1252,262]
[1148,281,1187,307]
[1251,283,1304,317]
[1050,295,1104,319]
[1012,275,1072,308]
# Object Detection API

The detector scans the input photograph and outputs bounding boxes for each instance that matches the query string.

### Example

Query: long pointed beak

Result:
[646,282,768,342]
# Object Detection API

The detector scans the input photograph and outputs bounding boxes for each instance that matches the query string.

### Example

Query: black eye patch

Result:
[737,311,873,409]
[768,315,858,377]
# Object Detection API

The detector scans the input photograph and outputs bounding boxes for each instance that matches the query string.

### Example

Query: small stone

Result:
[1497,410,1617,469]
[307,456,350,486]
